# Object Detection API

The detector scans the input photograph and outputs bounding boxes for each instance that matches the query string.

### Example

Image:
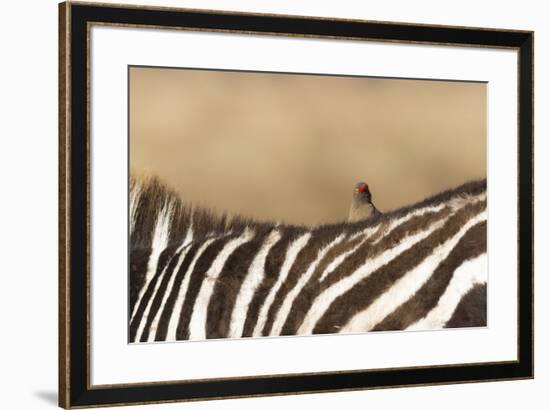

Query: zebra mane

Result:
[130,174,486,251]
[130,175,266,250]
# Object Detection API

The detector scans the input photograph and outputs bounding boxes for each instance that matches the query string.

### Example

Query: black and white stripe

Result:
[129,177,487,343]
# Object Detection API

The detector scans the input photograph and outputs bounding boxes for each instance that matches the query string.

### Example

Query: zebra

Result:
[129,176,487,343]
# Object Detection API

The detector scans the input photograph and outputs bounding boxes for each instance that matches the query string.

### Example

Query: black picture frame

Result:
[59,1,534,408]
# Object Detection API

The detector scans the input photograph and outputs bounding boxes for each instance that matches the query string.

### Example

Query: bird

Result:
[347,182,382,222]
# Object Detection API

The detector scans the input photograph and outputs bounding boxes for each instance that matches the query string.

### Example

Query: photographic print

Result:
[128,67,487,343]
[60,3,533,407]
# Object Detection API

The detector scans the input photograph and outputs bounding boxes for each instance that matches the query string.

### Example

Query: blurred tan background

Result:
[130,67,486,226]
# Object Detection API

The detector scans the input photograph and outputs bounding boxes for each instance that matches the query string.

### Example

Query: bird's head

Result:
[353,182,372,202]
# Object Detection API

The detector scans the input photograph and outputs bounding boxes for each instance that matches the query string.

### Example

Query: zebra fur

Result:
[129,176,487,343]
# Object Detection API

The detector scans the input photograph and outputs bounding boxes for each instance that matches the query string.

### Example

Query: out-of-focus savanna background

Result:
[130,67,486,226]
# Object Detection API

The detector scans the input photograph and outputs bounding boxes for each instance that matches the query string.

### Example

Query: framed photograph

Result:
[58,1,534,408]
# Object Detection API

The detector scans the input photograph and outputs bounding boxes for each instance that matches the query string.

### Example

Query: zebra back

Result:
[129,176,487,343]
